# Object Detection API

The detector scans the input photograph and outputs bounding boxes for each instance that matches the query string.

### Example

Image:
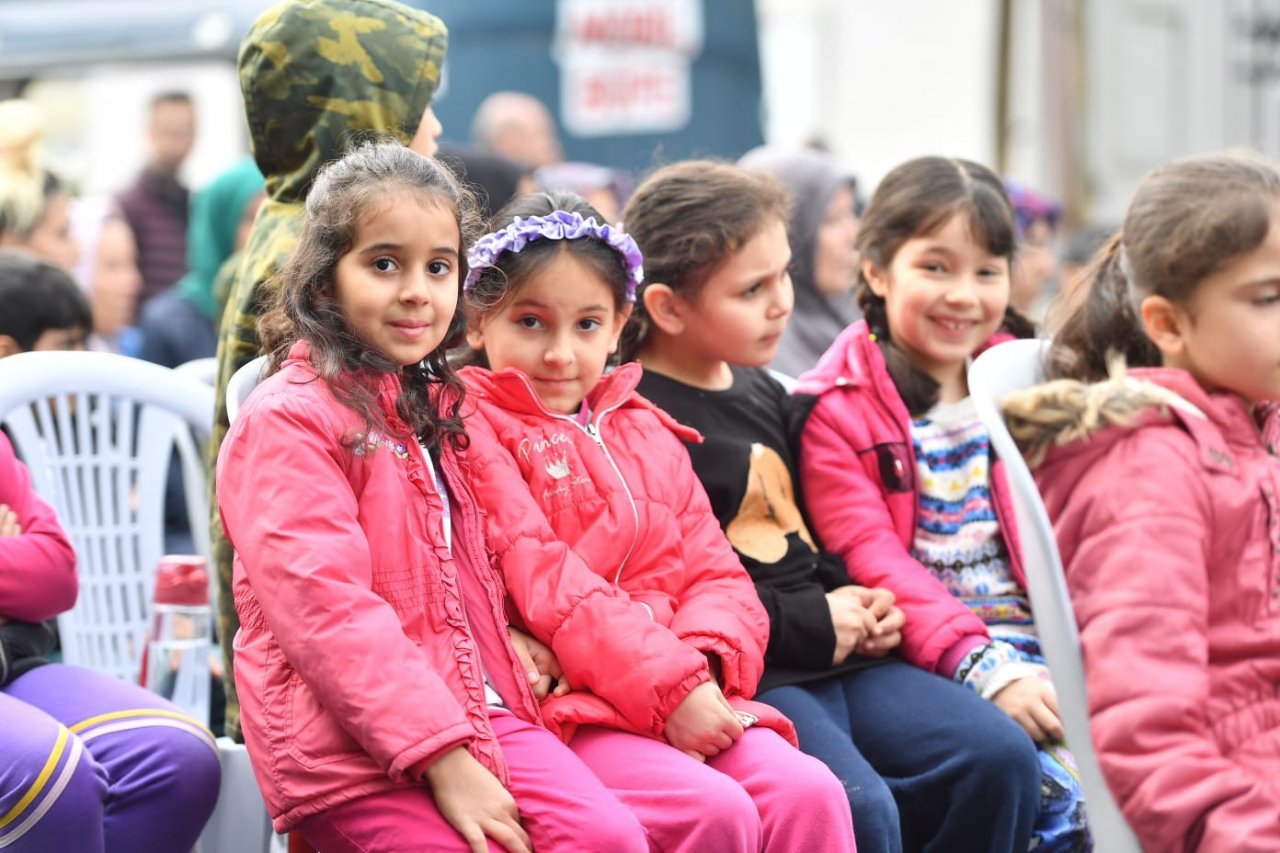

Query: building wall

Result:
[757,0,1002,189]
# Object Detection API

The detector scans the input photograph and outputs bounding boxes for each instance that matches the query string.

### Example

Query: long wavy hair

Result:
[260,140,481,450]
[1049,150,1280,381]
[855,156,1033,415]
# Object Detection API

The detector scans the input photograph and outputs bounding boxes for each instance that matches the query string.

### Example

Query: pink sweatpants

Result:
[570,725,857,853]
[295,710,647,852]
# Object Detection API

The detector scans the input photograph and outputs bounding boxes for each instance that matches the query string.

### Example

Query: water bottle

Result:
[142,555,212,725]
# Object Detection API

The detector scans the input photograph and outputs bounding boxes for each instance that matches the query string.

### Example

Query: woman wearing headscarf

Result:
[739,146,861,378]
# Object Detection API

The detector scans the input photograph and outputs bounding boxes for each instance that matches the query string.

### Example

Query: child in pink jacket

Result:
[794,156,1090,850]
[458,190,855,852]
[1003,150,1280,853]
[217,142,647,853]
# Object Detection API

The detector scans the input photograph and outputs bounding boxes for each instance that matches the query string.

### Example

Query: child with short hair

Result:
[1004,150,1280,852]
[793,155,1091,851]
[624,159,1043,853]
[217,142,646,853]
[0,251,91,355]
[458,190,856,852]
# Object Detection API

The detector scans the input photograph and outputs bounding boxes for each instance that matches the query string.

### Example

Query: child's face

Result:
[31,326,88,352]
[864,211,1010,385]
[673,217,794,368]
[466,250,629,414]
[1157,210,1280,404]
[334,191,460,367]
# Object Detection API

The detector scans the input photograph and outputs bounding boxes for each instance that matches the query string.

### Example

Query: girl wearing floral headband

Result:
[458,191,855,852]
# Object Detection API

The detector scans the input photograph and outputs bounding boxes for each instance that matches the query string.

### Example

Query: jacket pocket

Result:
[285,671,367,769]
[860,442,914,493]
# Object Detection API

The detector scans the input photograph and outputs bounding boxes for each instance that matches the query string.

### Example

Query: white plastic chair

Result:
[226,355,269,426]
[767,368,798,392]
[175,356,219,387]
[969,339,1141,852]
[0,350,215,684]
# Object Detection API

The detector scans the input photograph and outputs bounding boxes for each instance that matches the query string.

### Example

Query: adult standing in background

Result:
[115,91,196,314]
[739,146,861,378]
[209,0,449,743]
[471,90,563,171]
[139,157,264,368]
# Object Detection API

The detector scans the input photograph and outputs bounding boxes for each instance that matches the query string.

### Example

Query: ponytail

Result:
[1047,233,1160,382]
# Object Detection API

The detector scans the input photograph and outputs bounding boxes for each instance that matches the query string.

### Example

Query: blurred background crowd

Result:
[0,0,1274,363]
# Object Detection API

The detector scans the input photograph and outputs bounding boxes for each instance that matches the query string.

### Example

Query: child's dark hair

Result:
[618,160,790,362]
[0,250,91,350]
[856,156,1033,415]
[1050,150,1280,381]
[460,190,631,366]
[261,140,480,450]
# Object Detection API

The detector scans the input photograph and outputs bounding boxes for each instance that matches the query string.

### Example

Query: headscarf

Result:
[176,157,264,321]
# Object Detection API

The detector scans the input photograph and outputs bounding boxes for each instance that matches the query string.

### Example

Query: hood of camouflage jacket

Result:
[238,0,447,205]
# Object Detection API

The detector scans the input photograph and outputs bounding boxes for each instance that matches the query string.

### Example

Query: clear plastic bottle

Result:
[141,555,211,725]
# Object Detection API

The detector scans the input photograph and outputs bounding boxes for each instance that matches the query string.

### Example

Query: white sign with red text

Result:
[555,0,704,137]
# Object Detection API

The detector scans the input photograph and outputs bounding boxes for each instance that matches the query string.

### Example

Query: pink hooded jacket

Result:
[217,343,542,831]
[793,320,1025,677]
[460,362,795,745]
[1020,367,1280,852]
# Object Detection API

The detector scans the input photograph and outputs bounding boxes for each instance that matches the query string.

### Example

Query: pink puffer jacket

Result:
[1027,368,1280,853]
[793,321,1026,676]
[460,363,795,745]
[218,342,541,831]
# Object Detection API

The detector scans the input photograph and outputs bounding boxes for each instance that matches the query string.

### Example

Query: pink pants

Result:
[570,725,857,853]
[296,710,647,852]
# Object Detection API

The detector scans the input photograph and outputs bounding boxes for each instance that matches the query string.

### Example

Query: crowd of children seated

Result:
[3,0,1277,851]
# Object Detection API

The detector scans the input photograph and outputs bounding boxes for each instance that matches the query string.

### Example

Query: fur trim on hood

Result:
[1000,359,1195,468]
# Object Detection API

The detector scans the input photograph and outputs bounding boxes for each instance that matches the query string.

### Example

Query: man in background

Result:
[471,90,563,171]
[115,91,196,315]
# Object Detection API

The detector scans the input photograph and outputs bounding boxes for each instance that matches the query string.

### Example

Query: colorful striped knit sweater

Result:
[910,397,1047,698]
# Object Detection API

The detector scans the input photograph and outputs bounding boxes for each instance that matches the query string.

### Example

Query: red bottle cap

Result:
[154,555,210,606]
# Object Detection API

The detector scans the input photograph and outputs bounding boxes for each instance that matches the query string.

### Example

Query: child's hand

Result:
[849,586,903,656]
[506,626,570,701]
[663,680,744,761]
[0,505,22,538]
[423,746,531,853]
[993,676,1064,742]
[824,586,878,664]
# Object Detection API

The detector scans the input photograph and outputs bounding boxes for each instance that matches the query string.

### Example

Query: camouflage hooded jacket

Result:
[209,0,447,740]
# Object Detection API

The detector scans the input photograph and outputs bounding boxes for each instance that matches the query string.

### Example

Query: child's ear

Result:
[642,283,686,336]
[861,257,889,298]
[0,335,21,358]
[465,325,485,352]
[1139,294,1189,361]
[608,303,634,354]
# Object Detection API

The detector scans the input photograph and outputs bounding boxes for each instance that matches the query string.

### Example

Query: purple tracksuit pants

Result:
[0,663,221,852]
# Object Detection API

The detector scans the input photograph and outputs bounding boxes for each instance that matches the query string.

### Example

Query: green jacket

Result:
[210,0,447,741]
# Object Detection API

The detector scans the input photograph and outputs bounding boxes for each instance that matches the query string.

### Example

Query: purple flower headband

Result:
[464,210,644,301]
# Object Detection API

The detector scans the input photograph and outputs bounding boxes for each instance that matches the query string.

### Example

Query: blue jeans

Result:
[758,660,1040,853]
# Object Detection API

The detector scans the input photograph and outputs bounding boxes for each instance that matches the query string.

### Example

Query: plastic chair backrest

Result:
[172,356,219,598]
[969,339,1140,851]
[226,355,269,426]
[175,356,218,387]
[0,351,215,685]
